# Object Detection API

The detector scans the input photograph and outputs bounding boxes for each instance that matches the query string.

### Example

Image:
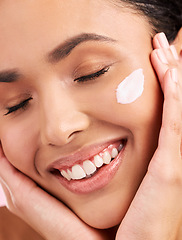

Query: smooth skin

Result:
[0,1,182,239]
[0,32,182,240]
[0,1,164,230]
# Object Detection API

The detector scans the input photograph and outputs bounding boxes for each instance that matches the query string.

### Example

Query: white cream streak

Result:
[116,68,144,104]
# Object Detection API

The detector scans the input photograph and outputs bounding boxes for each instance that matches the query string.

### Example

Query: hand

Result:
[0,149,106,240]
[116,32,182,240]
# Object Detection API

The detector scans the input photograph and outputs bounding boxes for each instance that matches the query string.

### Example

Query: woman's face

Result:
[0,0,163,228]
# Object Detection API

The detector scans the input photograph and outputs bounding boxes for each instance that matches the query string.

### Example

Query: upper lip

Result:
[48,137,126,171]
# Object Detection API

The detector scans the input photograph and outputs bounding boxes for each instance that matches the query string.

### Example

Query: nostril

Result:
[48,142,56,147]
[46,131,82,147]
[41,110,90,146]
[68,130,82,139]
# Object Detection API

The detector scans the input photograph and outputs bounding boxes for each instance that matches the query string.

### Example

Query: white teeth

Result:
[71,165,86,180]
[103,151,111,164]
[83,160,97,175]
[60,143,124,180]
[111,148,118,158]
[67,169,73,179]
[94,155,104,168]
[61,170,71,181]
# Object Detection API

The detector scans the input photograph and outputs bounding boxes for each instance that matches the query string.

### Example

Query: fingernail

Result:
[157,32,170,48]
[170,45,179,60]
[156,49,168,64]
[170,68,178,83]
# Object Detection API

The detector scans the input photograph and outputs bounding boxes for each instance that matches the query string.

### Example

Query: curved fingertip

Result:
[153,33,162,49]
[153,32,170,49]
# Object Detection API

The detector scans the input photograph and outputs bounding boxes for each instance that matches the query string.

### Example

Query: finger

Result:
[151,34,182,156]
[151,49,180,91]
[151,49,169,88]
[148,68,182,181]
[153,33,179,62]
[152,33,182,124]
[153,32,170,49]
[158,68,181,154]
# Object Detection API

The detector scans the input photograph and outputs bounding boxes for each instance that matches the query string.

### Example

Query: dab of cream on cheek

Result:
[116,68,144,104]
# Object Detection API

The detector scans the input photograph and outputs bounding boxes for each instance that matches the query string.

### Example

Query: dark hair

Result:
[119,0,182,42]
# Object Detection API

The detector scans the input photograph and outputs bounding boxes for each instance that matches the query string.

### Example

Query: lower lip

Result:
[53,143,126,194]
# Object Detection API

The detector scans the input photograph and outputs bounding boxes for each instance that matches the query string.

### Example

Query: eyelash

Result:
[4,67,109,115]
[74,66,110,82]
[4,97,33,116]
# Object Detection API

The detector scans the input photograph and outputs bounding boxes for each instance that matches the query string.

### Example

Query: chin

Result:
[81,208,125,229]
[74,194,131,229]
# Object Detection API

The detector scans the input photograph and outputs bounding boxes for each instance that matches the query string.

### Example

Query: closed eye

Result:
[74,66,110,83]
[4,97,33,116]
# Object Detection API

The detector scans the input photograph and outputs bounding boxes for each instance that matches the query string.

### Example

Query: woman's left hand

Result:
[0,149,106,240]
[116,32,182,240]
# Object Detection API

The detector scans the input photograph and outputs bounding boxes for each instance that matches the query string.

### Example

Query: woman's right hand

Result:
[0,148,106,240]
[116,32,182,240]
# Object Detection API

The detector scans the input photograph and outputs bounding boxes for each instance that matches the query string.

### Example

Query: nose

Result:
[40,88,90,146]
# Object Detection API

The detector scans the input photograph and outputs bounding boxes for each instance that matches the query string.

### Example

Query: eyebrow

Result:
[47,33,116,63]
[0,33,116,83]
[0,70,21,83]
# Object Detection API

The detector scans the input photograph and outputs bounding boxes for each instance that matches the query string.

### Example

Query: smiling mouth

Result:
[51,139,126,181]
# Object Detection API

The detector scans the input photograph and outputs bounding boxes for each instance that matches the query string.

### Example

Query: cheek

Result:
[0,123,38,173]
[88,71,162,127]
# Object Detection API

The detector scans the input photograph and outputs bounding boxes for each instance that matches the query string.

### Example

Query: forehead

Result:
[0,0,120,43]
[0,0,150,70]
